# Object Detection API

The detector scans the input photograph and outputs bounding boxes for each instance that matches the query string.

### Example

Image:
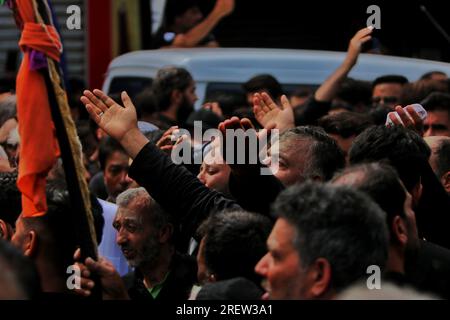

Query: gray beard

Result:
[128,235,161,269]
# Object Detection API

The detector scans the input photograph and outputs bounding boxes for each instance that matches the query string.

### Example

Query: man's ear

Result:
[158,224,174,244]
[23,230,38,258]
[410,180,423,207]
[0,220,9,240]
[392,215,408,246]
[441,171,450,194]
[308,258,332,298]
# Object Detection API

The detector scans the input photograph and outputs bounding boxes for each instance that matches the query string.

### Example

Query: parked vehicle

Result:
[103,47,450,108]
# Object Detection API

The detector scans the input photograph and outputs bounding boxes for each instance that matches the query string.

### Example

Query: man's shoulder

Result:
[172,252,198,277]
[419,240,450,264]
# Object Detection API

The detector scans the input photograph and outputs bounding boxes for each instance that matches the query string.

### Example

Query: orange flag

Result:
[15,0,61,217]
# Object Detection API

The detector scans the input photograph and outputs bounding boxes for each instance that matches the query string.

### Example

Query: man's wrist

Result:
[342,57,356,70]
[119,127,149,159]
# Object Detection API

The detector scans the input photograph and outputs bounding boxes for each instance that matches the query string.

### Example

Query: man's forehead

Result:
[106,151,129,165]
[114,206,143,221]
[427,110,450,122]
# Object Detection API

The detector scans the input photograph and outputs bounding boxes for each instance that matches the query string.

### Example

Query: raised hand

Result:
[81,89,148,159]
[212,0,235,18]
[156,126,179,153]
[253,92,294,133]
[386,105,425,135]
[344,26,373,68]
[81,90,138,142]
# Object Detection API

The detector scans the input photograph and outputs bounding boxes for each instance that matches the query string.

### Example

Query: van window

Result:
[108,77,153,100]
[205,82,318,99]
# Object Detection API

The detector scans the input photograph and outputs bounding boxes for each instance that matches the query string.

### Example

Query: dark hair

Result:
[318,112,374,139]
[0,171,21,226]
[203,91,247,118]
[242,74,283,101]
[372,75,409,89]
[349,126,431,192]
[420,71,447,81]
[98,136,127,171]
[368,105,391,126]
[336,78,372,108]
[134,88,157,119]
[164,0,200,26]
[435,139,450,178]
[151,67,193,112]
[421,92,450,114]
[291,87,312,99]
[186,109,224,133]
[400,79,448,106]
[22,179,104,280]
[76,120,98,159]
[0,239,41,299]
[279,126,345,181]
[272,182,388,293]
[331,162,407,244]
[197,210,273,285]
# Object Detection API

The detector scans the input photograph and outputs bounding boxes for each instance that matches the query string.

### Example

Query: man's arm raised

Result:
[81,90,149,159]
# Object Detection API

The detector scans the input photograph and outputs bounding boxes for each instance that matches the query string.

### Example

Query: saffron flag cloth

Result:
[14,0,61,217]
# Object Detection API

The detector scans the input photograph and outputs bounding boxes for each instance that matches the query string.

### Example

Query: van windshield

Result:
[108,77,153,101]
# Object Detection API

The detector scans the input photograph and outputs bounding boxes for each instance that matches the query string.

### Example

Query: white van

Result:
[102,47,450,108]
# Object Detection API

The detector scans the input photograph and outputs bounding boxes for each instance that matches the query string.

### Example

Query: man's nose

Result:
[255,252,270,276]
[424,127,433,137]
[116,230,128,246]
[125,172,133,184]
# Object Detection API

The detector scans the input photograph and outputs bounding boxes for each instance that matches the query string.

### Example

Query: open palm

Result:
[81,89,138,142]
[253,92,295,133]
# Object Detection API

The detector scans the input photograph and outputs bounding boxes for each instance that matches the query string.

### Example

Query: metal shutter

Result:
[0,0,87,83]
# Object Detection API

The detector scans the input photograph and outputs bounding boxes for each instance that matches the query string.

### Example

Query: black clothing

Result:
[294,97,331,126]
[415,162,450,249]
[129,142,240,252]
[196,277,263,300]
[406,240,450,299]
[228,170,283,218]
[123,253,197,301]
[382,271,409,287]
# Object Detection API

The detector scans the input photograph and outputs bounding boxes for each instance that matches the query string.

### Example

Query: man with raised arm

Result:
[81,90,240,252]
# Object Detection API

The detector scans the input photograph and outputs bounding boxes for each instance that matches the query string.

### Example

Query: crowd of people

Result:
[1,0,450,302]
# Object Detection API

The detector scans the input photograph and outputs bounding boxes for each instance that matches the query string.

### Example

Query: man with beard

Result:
[151,67,198,130]
[115,187,197,300]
